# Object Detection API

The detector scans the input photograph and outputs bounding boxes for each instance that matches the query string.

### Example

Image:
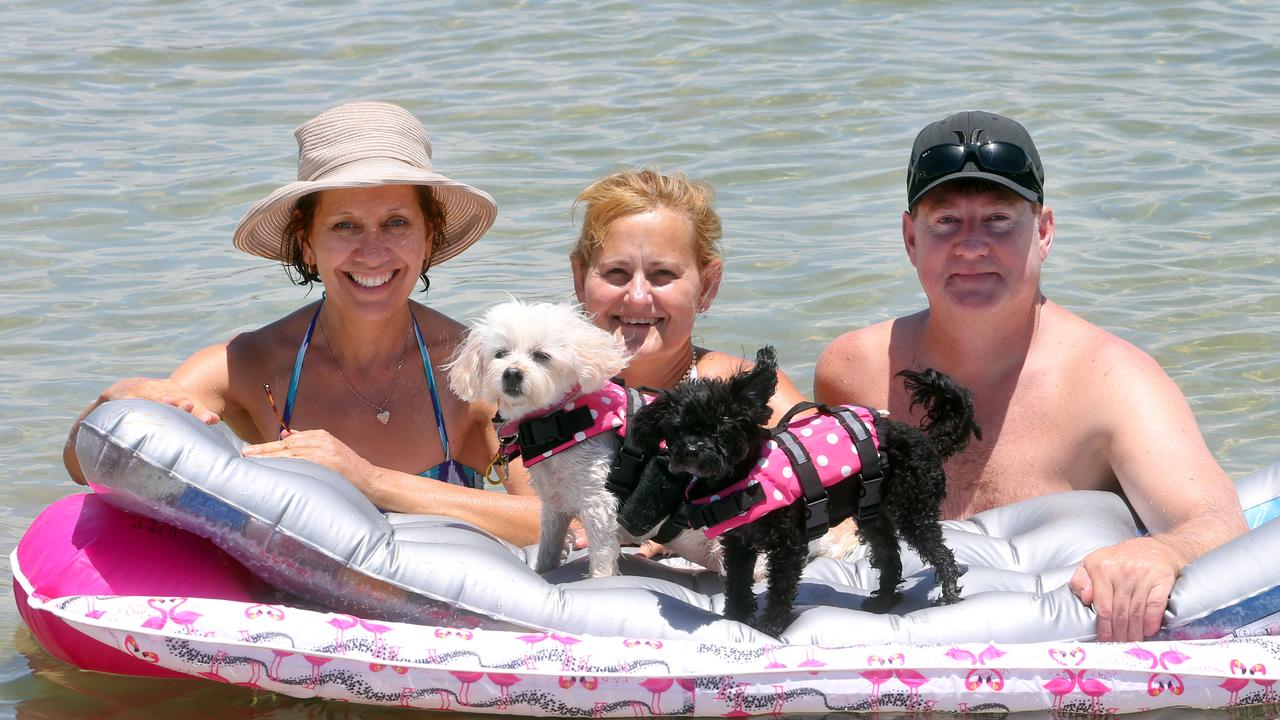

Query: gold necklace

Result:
[319,317,411,425]
[679,348,700,385]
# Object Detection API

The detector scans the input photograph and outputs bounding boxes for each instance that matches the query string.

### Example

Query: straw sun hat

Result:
[233,101,497,268]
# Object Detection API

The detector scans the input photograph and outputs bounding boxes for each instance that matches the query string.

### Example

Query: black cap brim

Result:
[909,168,1042,209]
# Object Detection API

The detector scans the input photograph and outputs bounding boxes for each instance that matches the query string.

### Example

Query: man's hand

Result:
[1069,536,1183,642]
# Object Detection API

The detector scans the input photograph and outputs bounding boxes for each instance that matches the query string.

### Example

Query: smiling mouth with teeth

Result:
[347,270,397,288]
[617,316,660,326]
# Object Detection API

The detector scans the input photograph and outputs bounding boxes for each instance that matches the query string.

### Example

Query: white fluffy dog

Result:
[445,299,629,573]
[447,299,720,578]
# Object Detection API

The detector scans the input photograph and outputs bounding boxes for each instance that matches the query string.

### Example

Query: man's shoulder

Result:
[814,313,920,405]
[1039,302,1167,389]
[818,312,921,365]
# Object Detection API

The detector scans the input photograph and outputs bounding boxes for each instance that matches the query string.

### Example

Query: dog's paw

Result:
[933,585,964,606]
[861,591,903,614]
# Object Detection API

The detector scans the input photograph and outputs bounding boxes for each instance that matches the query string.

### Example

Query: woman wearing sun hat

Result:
[63,101,541,545]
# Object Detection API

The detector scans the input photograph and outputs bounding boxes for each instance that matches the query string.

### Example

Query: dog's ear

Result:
[571,317,630,391]
[729,345,779,422]
[444,327,489,402]
[628,394,673,452]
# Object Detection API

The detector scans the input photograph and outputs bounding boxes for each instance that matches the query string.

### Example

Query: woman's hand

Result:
[108,377,222,424]
[241,429,377,489]
[65,377,221,485]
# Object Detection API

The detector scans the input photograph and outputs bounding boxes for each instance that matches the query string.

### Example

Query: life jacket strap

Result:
[605,386,653,501]
[828,406,884,522]
[680,483,766,531]
[515,405,594,462]
[774,428,831,540]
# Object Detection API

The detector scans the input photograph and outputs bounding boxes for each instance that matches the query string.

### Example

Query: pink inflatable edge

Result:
[14,493,267,678]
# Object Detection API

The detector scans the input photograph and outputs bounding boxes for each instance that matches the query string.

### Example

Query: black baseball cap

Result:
[907,111,1045,209]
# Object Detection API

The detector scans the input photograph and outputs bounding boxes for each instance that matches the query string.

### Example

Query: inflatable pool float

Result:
[12,400,1280,715]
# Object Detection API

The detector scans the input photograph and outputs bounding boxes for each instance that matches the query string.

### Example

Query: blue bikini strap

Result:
[283,298,324,429]
[411,311,452,461]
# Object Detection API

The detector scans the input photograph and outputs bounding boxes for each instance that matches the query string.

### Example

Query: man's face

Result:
[903,186,1053,313]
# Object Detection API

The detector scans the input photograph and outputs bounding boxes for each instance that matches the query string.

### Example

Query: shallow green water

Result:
[2,1,1278,717]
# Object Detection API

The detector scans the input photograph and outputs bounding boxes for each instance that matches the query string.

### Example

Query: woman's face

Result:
[573,207,721,362]
[302,185,428,315]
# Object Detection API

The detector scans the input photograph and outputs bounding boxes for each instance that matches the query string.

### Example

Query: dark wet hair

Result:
[280,185,448,290]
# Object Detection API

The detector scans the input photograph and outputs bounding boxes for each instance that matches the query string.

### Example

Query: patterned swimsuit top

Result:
[282,298,479,489]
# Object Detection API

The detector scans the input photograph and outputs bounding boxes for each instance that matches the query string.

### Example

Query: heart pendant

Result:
[376,410,391,425]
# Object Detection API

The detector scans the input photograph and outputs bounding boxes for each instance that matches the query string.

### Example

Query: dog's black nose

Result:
[501,367,524,396]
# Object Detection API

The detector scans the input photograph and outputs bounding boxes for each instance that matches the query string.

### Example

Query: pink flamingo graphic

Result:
[1257,678,1276,703]
[722,680,749,717]
[639,678,674,713]
[1077,669,1113,714]
[398,687,415,707]
[1242,661,1275,703]
[141,598,171,629]
[553,632,582,670]
[1044,669,1078,711]
[303,654,331,689]
[1049,646,1087,666]
[798,646,826,673]
[1127,646,1191,670]
[198,649,231,682]
[244,603,285,620]
[435,689,451,710]
[450,670,485,705]
[861,653,902,709]
[488,672,522,709]
[518,632,551,669]
[1221,659,1252,705]
[122,635,158,664]
[167,598,202,634]
[894,668,929,709]
[327,614,358,653]
[84,596,106,619]
[965,668,1005,692]
[1147,673,1184,697]
[267,649,292,681]
[860,668,894,709]
[770,683,786,715]
[358,618,392,658]
[949,644,1005,696]
[763,644,785,669]
[559,675,600,690]
[235,660,264,689]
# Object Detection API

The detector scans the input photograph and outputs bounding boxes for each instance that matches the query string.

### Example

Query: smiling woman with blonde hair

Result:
[571,167,804,418]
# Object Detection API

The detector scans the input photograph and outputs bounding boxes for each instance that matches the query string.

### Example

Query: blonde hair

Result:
[571,168,723,272]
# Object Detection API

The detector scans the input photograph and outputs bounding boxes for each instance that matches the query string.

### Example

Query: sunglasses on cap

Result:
[908,141,1043,206]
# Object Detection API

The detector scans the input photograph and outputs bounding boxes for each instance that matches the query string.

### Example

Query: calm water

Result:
[3,1,1278,717]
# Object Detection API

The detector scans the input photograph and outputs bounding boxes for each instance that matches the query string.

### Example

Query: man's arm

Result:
[1070,338,1246,641]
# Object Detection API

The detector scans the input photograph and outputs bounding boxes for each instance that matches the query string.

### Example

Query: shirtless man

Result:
[813,111,1246,642]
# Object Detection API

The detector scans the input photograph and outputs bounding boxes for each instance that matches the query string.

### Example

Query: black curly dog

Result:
[621,346,981,636]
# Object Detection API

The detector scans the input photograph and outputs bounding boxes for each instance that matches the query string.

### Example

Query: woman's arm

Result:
[241,428,542,546]
[63,344,235,484]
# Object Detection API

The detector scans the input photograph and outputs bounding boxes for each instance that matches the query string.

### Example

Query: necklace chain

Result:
[679,348,700,385]
[319,317,411,424]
